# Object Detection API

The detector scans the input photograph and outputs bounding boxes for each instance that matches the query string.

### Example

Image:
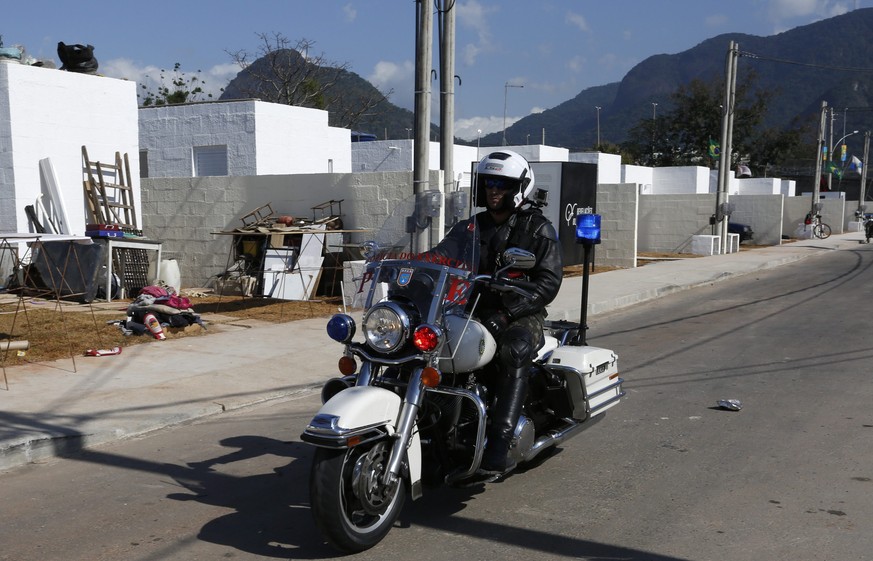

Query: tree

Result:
[138,63,218,106]
[621,73,812,175]
[225,33,394,130]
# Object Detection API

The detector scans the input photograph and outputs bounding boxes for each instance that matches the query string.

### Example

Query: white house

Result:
[0,62,139,235]
[138,99,353,178]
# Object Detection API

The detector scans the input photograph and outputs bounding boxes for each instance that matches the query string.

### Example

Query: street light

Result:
[406,127,412,139]
[651,102,658,156]
[477,129,481,158]
[832,130,859,158]
[595,106,601,148]
[827,129,858,191]
[503,82,523,146]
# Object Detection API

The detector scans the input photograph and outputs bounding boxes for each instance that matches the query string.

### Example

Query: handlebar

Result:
[473,273,537,299]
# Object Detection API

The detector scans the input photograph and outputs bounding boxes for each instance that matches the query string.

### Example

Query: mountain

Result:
[220,49,422,140]
[490,8,873,153]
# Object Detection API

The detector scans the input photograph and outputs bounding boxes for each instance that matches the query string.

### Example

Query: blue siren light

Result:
[327,314,356,343]
[576,213,602,244]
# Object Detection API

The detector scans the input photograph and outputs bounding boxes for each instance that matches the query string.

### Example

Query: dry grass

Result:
[0,294,342,367]
[0,246,771,368]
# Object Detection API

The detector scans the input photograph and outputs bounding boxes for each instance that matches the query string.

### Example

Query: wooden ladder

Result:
[82,146,138,230]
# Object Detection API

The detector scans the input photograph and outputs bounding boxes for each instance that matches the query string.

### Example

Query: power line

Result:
[739,50,873,74]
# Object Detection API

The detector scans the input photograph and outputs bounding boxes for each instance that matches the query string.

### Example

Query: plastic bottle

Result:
[143,313,166,340]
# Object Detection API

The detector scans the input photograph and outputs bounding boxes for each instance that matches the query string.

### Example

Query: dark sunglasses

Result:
[483,178,516,190]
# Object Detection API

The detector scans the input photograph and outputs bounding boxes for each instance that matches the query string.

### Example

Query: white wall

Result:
[500,144,569,163]
[139,99,352,178]
[737,177,782,195]
[651,166,711,194]
[622,164,653,194]
[708,168,740,195]
[351,139,479,189]
[0,63,139,234]
[569,152,622,184]
[254,101,345,175]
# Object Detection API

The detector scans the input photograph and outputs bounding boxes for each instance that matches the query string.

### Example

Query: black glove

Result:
[502,291,540,319]
[483,311,510,338]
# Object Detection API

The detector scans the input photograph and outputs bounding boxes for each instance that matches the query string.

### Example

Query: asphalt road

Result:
[2,246,873,561]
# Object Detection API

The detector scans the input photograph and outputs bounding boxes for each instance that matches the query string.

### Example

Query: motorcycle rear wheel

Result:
[309,441,406,553]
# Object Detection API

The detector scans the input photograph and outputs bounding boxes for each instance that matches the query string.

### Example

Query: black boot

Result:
[480,367,528,474]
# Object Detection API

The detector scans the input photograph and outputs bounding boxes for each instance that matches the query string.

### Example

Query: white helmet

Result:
[474,150,535,210]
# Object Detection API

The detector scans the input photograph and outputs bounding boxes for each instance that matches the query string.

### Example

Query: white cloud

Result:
[343,3,357,22]
[454,105,544,143]
[766,0,851,27]
[567,55,586,73]
[368,59,415,110]
[456,0,498,65]
[566,12,590,32]
[99,58,234,102]
[705,14,728,27]
[454,114,505,142]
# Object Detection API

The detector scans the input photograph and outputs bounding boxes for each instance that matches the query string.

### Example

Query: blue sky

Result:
[4,0,869,141]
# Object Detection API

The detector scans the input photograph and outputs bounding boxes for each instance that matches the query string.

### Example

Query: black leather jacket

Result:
[438,206,563,320]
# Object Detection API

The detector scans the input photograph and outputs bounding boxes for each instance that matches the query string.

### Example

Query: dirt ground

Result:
[0,249,759,367]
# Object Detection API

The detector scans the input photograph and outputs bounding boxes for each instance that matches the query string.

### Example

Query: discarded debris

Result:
[717,399,743,411]
[84,347,122,357]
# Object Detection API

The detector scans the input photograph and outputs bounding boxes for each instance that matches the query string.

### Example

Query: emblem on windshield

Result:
[397,267,415,286]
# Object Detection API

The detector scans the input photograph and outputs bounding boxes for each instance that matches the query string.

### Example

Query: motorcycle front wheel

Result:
[309,440,406,553]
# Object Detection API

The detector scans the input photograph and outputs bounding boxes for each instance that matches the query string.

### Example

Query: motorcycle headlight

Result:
[362,302,411,352]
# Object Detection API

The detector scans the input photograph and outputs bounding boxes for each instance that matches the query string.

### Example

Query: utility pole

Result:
[715,40,738,254]
[860,131,870,213]
[413,0,432,198]
[438,0,455,201]
[811,101,828,219]
[595,106,601,148]
[827,107,835,192]
[503,82,522,146]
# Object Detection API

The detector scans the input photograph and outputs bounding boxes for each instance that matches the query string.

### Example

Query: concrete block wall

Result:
[638,194,717,253]
[596,183,638,268]
[0,63,139,234]
[141,170,442,287]
[731,195,784,245]
[139,99,352,179]
[782,194,846,237]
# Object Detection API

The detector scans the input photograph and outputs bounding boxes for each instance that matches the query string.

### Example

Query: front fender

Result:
[301,385,422,495]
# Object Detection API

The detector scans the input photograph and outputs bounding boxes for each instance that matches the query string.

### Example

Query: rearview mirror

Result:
[502,247,535,270]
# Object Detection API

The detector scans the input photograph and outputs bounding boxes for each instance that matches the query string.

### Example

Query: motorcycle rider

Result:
[435,150,563,475]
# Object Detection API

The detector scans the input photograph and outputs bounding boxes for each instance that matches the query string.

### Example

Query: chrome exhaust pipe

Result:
[521,413,604,463]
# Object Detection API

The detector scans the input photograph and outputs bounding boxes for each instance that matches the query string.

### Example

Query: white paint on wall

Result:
[0,63,139,234]
[138,99,352,178]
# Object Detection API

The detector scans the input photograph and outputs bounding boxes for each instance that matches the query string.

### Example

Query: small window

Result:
[139,150,149,178]
[193,145,228,177]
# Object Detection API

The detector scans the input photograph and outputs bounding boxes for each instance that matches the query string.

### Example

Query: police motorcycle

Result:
[301,191,624,553]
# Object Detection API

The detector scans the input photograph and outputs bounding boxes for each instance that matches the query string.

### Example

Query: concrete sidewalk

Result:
[0,232,866,472]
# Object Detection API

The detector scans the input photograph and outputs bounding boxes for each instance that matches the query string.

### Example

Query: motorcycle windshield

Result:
[357,195,479,323]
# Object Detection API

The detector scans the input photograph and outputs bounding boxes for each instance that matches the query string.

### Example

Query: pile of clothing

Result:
[116,285,205,340]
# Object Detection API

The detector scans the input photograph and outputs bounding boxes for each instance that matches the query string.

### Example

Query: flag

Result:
[851,155,863,173]
[708,139,720,159]
[826,161,843,179]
